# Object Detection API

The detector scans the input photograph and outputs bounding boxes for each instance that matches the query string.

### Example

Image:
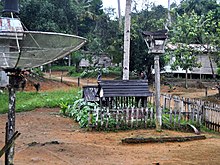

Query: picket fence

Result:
[87,94,220,132]
[160,94,220,132]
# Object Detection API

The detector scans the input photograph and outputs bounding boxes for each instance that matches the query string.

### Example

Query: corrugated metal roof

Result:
[98,80,152,97]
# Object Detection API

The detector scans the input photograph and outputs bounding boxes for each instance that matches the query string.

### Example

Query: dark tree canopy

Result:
[0,0,219,78]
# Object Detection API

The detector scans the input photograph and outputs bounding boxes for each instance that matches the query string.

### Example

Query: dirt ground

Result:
[0,108,220,165]
[0,72,220,165]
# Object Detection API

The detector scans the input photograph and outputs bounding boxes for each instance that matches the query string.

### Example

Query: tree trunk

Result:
[68,55,71,66]
[117,0,122,29]
[123,0,132,80]
[185,69,188,89]
[208,54,216,79]
[167,0,171,26]
[208,54,220,95]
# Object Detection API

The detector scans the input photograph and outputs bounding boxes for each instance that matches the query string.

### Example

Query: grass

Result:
[0,89,80,114]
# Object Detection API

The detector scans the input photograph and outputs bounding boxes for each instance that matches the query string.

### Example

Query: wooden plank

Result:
[169,107,173,124]
[0,131,21,158]
[98,80,152,97]
[192,99,195,122]
[136,108,139,127]
[144,107,148,128]
[131,107,134,128]
[116,109,119,129]
[105,107,109,128]
[101,84,149,88]
[142,107,144,125]
[126,107,129,125]
[150,107,153,126]
[95,107,99,128]
[178,97,183,125]
[122,135,206,144]
[102,94,152,97]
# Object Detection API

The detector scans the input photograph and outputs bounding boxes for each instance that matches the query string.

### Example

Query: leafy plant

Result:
[32,67,44,77]
[59,102,69,116]
[60,97,98,128]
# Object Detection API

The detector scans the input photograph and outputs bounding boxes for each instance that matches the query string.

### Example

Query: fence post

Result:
[131,107,134,128]
[136,108,139,127]
[178,98,183,126]
[60,71,63,83]
[116,109,119,129]
[88,110,93,130]
[205,87,208,97]
[95,106,99,129]
[5,122,9,165]
[77,77,80,87]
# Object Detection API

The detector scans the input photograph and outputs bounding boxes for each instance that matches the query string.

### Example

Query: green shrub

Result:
[32,67,44,77]
[60,97,98,128]
[50,66,73,71]
[68,68,83,77]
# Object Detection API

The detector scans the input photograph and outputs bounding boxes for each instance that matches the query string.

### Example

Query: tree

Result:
[169,0,220,88]
[129,4,168,80]
[169,12,204,88]
[71,51,83,72]
[176,0,219,16]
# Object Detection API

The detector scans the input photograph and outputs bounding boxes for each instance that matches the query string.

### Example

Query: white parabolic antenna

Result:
[0,17,87,71]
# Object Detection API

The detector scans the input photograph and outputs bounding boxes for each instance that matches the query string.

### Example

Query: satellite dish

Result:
[0,17,87,71]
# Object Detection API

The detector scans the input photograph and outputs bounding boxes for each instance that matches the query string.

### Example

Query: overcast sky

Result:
[102,0,180,14]
[102,0,220,15]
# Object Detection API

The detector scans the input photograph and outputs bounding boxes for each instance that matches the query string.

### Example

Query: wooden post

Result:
[150,107,154,127]
[116,109,119,129]
[205,87,208,97]
[77,77,80,87]
[88,110,93,129]
[136,108,139,127]
[49,63,52,78]
[126,107,129,126]
[169,107,173,124]
[106,106,110,129]
[7,75,17,165]
[131,107,134,128]
[5,122,9,165]
[163,95,166,110]
[154,55,162,131]
[95,107,99,129]
[145,107,148,128]
[61,71,63,83]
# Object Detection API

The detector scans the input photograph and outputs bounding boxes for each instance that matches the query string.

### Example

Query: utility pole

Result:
[123,0,132,80]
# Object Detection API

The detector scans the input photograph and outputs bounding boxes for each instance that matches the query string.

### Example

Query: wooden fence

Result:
[87,94,220,132]
[203,103,220,132]
[158,94,220,132]
[88,96,155,130]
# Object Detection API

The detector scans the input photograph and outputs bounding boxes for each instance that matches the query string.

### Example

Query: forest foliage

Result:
[0,0,219,78]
